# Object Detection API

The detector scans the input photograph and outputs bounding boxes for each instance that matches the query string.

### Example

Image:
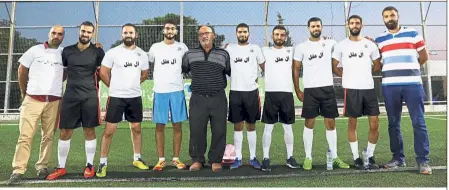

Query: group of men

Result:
[6,5,432,185]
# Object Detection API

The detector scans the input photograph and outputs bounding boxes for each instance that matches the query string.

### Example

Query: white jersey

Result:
[226,43,265,91]
[293,38,336,88]
[262,46,294,92]
[18,43,64,97]
[101,44,149,98]
[148,41,188,93]
[332,38,380,89]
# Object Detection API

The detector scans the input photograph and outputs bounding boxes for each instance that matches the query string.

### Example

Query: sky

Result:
[0,1,447,60]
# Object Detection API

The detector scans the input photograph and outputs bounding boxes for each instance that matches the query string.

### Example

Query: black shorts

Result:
[228,89,261,124]
[105,96,143,123]
[261,92,295,124]
[344,88,380,118]
[59,97,100,129]
[301,86,339,119]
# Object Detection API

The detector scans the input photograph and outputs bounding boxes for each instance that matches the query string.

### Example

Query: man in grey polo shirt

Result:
[182,25,231,172]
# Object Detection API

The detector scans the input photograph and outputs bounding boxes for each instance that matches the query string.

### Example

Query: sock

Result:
[367,142,376,158]
[85,139,96,166]
[159,157,165,162]
[234,131,243,159]
[134,153,141,161]
[283,124,294,159]
[303,126,313,159]
[326,129,338,159]
[100,157,107,165]
[172,157,179,161]
[247,130,257,159]
[262,124,274,159]
[349,141,359,160]
[58,139,71,168]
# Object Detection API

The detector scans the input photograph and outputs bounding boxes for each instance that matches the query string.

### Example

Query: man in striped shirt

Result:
[374,6,431,174]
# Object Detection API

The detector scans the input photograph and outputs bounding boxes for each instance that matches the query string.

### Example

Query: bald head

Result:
[198,25,215,48]
[48,25,65,48]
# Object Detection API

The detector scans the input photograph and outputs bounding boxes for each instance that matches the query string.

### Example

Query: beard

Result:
[123,37,136,46]
[273,39,285,46]
[349,28,361,36]
[237,36,248,44]
[385,20,398,30]
[50,38,62,46]
[79,36,91,45]
[164,33,175,40]
[310,31,321,38]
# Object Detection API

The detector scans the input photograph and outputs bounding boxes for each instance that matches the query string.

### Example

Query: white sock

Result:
[262,124,274,159]
[159,157,165,161]
[367,142,376,158]
[283,124,294,159]
[234,131,243,159]
[349,141,359,160]
[326,129,338,159]
[247,130,257,159]
[172,157,179,161]
[303,126,313,159]
[85,139,96,166]
[58,139,71,168]
[100,157,107,165]
[134,153,141,161]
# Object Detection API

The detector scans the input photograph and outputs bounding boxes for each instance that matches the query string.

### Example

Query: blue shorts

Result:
[153,90,188,124]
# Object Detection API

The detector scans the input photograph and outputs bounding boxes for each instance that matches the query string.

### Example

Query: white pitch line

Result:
[1,165,446,185]
[295,115,447,121]
[426,117,447,121]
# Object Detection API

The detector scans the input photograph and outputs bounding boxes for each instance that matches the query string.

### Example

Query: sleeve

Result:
[183,43,189,52]
[101,50,114,68]
[141,51,149,70]
[18,46,35,68]
[96,48,105,67]
[224,51,231,76]
[293,44,303,61]
[370,42,381,61]
[331,43,342,62]
[255,46,266,64]
[148,45,155,63]
[414,32,426,51]
[181,52,190,73]
[62,48,68,68]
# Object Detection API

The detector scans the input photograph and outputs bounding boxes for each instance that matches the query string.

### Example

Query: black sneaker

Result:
[37,168,49,179]
[367,156,380,169]
[6,173,23,186]
[286,156,301,169]
[354,158,366,170]
[261,158,271,172]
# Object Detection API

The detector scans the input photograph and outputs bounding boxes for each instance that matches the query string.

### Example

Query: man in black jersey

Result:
[46,21,105,180]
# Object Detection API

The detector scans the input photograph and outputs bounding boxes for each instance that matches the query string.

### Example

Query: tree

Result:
[110,13,226,51]
[268,12,294,47]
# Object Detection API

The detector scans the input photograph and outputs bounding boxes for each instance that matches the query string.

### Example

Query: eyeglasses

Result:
[199,32,212,36]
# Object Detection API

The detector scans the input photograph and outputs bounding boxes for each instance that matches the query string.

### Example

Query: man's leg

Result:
[188,94,209,171]
[169,90,188,169]
[260,92,279,172]
[301,88,320,170]
[152,92,169,170]
[208,91,228,172]
[244,89,261,168]
[279,93,299,169]
[228,90,244,168]
[345,89,363,169]
[125,97,148,170]
[321,86,340,160]
[362,88,381,169]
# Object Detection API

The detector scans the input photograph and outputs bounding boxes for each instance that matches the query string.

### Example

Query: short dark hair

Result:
[80,21,95,32]
[236,23,249,32]
[198,25,215,35]
[272,25,286,33]
[122,23,137,32]
[348,15,363,24]
[164,19,177,27]
[307,17,322,27]
[382,6,399,15]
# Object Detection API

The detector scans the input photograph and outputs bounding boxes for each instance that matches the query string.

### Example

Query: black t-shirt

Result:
[62,43,105,99]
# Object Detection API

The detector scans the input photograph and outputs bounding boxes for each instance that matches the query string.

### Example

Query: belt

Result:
[27,94,61,102]
[193,90,224,98]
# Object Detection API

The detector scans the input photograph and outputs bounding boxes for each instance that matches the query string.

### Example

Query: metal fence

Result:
[0,1,446,113]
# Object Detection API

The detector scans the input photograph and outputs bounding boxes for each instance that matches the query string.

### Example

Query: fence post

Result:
[344,1,350,38]
[4,2,16,113]
[180,2,184,44]
[264,1,269,47]
[420,2,433,105]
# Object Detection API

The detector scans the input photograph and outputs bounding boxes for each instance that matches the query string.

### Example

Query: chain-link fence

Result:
[0,1,446,114]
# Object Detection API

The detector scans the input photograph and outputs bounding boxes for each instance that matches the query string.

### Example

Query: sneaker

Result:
[367,156,380,169]
[172,159,186,170]
[286,157,301,169]
[384,159,406,169]
[354,158,366,170]
[417,162,432,175]
[37,168,49,179]
[152,160,166,171]
[261,158,271,172]
[333,157,350,169]
[46,168,66,180]
[303,158,312,170]
[6,173,23,186]
[96,163,107,178]
[230,158,242,169]
[84,163,95,178]
[249,158,261,169]
[133,158,149,170]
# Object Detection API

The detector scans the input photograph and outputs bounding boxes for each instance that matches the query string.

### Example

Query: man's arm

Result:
[332,58,343,77]
[99,66,111,87]
[181,52,190,74]
[18,64,29,99]
[140,69,149,83]
[372,58,382,73]
[224,51,231,76]
[418,48,429,65]
[292,60,304,102]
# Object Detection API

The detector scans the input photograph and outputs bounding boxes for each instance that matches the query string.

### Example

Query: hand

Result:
[296,91,304,102]
[94,42,103,49]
